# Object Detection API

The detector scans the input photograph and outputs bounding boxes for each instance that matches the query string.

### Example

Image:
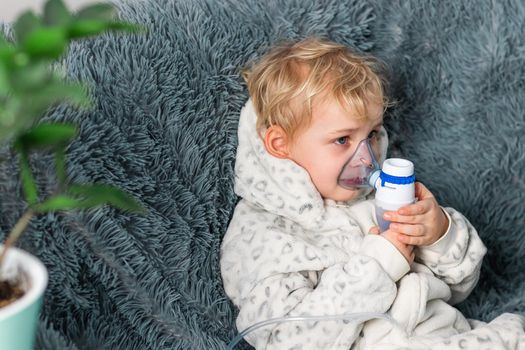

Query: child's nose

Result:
[359,157,374,168]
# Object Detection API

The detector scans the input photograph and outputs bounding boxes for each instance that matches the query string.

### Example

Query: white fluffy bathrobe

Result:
[220,100,525,349]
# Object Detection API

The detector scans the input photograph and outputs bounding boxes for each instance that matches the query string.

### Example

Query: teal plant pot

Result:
[0,245,48,350]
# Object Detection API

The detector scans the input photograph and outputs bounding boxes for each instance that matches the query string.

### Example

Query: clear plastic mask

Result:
[337,137,382,190]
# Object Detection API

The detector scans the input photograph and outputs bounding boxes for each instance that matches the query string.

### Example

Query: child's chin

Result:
[330,188,363,202]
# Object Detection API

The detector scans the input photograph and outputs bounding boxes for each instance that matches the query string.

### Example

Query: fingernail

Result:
[384,213,391,219]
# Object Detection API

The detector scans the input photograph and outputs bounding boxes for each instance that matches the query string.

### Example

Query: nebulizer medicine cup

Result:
[373,158,416,232]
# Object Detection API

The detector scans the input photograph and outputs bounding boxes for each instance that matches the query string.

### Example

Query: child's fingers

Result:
[384,210,422,224]
[368,226,380,235]
[415,182,435,201]
[397,201,431,216]
[396,232,427,246]
[389,223,425,236]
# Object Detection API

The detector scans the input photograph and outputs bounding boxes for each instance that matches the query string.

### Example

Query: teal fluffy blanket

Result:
[0,0,523,349]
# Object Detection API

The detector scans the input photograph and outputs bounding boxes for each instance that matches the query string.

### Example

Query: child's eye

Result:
[335,136,349,145]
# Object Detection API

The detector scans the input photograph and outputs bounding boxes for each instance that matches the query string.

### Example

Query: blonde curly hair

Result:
[243,37,390,140]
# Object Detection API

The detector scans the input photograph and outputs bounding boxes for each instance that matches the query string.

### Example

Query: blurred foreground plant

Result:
[0,0,145,270]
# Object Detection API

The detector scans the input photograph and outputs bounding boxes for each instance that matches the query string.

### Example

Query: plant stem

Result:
[0,209,34,275]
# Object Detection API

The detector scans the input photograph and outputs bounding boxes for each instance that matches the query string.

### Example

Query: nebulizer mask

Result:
[338,136,416,232]
[226,133,414,349]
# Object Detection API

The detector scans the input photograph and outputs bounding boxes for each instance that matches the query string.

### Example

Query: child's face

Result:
[287,96,384,202]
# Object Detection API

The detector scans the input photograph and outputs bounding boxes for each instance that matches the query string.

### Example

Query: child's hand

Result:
[369,226,415,264]
[383,182,449,246]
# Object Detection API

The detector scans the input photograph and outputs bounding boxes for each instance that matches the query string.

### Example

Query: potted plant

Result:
[0,1,144,349]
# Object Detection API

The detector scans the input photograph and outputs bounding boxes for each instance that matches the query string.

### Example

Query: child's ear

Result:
[263,125,290,159]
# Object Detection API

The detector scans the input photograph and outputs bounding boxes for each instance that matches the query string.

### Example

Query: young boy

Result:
[220,38,525,349]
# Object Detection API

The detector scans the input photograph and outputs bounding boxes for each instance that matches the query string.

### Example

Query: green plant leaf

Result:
[67,20,109,38]
[76,3,115,21]
[17,149,38,205]
[0,61,8,95]
[23,27,67,59]
[15,78,91,122]
[32,194,85,212]
[0,96,37,143]
[0,45,18,76]
[0,44,16,61]
[10,61,50,92]
[43,0,72,26]
[16,123,77,150]
[68,184,146,213]
[33,186,145,213]
[2,78,86,143]
[68,20,142,39]
[45,77,90,106]
[0,98,23,143]
[47,79,90,108]
[14,10,41,43]
[109,22,144,34]
[0,32,9,48]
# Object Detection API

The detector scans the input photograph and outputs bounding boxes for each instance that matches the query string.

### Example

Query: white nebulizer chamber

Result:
[372,158,416,232]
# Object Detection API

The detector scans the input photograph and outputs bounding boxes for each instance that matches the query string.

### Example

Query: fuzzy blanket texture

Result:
[0,0,524,349]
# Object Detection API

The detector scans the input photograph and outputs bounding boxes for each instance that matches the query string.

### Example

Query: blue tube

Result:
[225,312,400,350]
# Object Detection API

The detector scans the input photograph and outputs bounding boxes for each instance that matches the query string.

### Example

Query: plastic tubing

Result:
[225,312,399,350]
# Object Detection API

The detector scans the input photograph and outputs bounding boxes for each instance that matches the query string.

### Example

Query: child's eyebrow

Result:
[329,128,358,135]
[329,121,383,135]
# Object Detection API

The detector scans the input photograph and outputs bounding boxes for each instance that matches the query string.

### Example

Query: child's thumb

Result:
[368,226,380,235]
